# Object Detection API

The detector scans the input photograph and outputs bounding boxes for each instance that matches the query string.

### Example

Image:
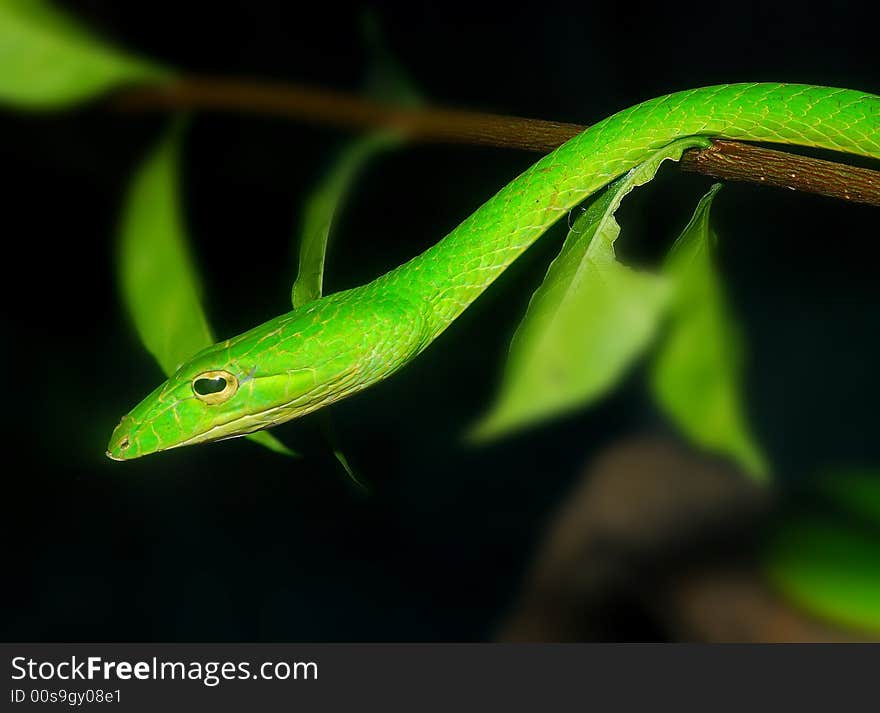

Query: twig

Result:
[114,77,880,207]
[679,140,880,206]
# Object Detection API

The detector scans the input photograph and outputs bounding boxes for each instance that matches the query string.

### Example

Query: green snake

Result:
[107,83,880,460]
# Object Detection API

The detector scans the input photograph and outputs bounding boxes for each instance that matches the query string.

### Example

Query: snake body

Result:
[108,83,880,460]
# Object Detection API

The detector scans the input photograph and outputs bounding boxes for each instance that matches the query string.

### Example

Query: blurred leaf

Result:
[764,470,880,634]
[360,11,423,107]
[245,430,299,458]
[764,508,880,634]
[119,122,212,375]
[319,414,369,492]
[650,185,769,480]
[0,0,169,108]
[290,17,421,478]
[469,138,710,441]
[291,17,421,308]
[119,123,297,457]
[813,468,880,526]
[291,132,401,307]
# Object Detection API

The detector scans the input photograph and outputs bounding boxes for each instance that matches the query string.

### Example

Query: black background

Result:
[2,0,878,641]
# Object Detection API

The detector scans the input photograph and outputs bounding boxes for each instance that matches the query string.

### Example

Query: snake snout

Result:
[106,416,136,461]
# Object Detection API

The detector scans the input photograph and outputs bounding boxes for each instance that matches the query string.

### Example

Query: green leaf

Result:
[119,123,297,457]
[0,0,169,109]
[119,122,213,375]
[812,468,880,526]
[650,184,769,480]
[764,470,880,634]
[764,505,880,634]
[291,132,401,307]
[359,11,423,108]
[291,17,421,308]
[469,138,710,441]
[245,430,299,458]
[289,17,420,474]
[292,147,392,469]
[319,414,369,492]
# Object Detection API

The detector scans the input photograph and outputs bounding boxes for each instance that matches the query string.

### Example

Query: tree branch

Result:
[114,77,880,207]
[678,140,880,206]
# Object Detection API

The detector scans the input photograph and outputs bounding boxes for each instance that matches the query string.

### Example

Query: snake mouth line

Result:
[178,383,362,450]
[110,368,367,459]
[106,414,266,460]
[106,435,130,461]
[108,397,313,460]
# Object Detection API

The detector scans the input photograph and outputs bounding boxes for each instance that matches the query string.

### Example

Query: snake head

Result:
[106,356,317,461]
[107,291,426,461]
[106,316,340,461]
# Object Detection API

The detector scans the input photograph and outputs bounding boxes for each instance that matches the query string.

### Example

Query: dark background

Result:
[2,0,878,640]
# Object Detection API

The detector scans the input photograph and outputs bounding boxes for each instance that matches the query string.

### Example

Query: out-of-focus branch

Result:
[662,567,869,643]
[113,77,585,151]
[114,77,880,207]
[496,436,868,642]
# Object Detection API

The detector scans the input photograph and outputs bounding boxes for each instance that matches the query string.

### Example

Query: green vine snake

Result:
[107,82,880,460]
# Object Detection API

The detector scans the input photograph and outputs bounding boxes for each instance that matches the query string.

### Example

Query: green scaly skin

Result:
[107,83,880,460]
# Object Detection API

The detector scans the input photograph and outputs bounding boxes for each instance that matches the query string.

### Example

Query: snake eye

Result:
[194,376,227,395]
[192,370,238,404]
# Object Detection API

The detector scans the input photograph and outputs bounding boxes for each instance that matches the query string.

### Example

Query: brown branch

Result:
[115,77,585,151]
[114,77,880,207]
[679,140,880,206]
